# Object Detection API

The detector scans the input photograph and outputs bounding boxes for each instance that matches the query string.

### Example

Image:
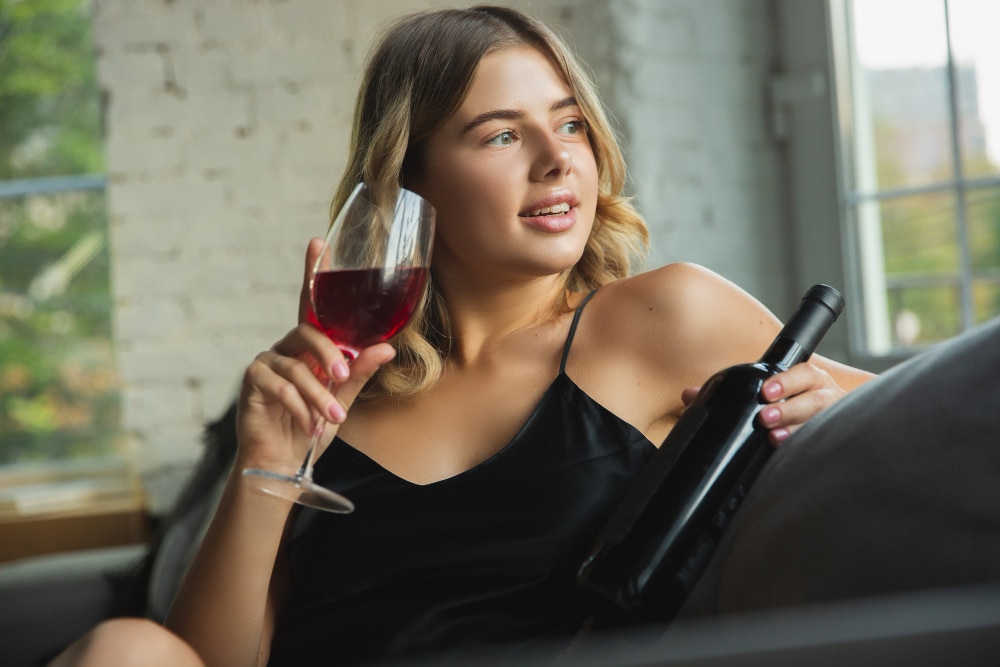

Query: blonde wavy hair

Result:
[331,5,649,398]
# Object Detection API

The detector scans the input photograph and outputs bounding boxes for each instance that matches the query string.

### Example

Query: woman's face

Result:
[412,46,599,288]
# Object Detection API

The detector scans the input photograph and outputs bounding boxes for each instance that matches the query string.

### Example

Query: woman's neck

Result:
[435,274,570,366]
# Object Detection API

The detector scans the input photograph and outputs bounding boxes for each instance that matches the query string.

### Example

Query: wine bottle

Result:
[577,284,845,625]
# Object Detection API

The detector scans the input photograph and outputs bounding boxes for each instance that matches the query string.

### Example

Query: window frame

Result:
[775,0,1000,372]
[833,0,1000,356]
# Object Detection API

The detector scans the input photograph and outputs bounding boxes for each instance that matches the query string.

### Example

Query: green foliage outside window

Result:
[0,0,103,178]
[0,0,119,467]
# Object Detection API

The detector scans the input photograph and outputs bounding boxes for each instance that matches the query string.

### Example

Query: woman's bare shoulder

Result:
[596,261,777,334]
[589,264,872,391]
[563,263,778,439]
[585,262,783,378]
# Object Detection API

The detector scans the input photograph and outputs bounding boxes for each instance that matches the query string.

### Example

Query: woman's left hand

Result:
[681,361,847,446]
[756,362,846,445]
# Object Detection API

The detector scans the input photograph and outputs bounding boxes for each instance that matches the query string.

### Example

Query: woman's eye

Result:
[558,120,587,135]
[486,130,516,146]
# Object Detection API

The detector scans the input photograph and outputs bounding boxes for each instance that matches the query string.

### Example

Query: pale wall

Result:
[92,0,785,512]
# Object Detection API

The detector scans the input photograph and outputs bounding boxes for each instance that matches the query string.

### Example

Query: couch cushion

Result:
[0,545,145,666]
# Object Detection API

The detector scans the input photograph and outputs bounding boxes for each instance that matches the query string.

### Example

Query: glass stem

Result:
[296,378,334,481]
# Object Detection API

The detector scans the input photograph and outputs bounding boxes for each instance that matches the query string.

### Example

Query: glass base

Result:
[243,468,355,513]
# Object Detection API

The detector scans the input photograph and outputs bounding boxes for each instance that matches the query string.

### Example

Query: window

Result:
[831,0,1000,355]
[0,0,135,524]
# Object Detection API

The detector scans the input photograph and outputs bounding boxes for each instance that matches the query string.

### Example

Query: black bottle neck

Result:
[758,285,845,371]
[759,338,810,371]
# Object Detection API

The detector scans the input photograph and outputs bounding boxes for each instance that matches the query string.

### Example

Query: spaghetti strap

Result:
[560,290,598,373]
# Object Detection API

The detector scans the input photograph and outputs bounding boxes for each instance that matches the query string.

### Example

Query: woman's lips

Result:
[519,205,577,232]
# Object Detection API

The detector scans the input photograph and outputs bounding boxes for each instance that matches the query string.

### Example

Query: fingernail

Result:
[760,407,781,425]
[770,428,790,444]
[328,401,346,422]
[331,361,350,381]
[763,382,782,400]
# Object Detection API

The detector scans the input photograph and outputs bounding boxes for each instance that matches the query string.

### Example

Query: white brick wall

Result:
[606,0,786,306]
[93,0,787,512]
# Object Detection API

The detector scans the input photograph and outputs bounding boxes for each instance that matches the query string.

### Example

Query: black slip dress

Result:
[268,291,657,666]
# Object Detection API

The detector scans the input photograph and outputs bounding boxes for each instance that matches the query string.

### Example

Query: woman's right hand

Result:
[234,238,396,472]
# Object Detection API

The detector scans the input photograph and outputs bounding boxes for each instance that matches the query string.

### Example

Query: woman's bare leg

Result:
[47,618,204,667]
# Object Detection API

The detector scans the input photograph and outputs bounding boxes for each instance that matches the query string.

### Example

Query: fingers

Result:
[680,386,701,407]
[758,363,845,445]
[248,325,396,437]
[330,343,397,411]
[274,322,352,386]
[244,348,342,437]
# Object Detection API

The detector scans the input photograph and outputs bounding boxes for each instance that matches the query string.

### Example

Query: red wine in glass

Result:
[309,267,429,359]
[243,183,434,513]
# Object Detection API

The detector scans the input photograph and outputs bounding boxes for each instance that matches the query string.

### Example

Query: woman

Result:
[51,5,871,667]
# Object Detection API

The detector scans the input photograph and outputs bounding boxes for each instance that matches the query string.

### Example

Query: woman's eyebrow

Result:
[551,96,578,112]
[463,109,524,133]
[462,96,579,134]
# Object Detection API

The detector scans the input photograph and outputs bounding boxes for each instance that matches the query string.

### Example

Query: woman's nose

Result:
[530,135,573,181]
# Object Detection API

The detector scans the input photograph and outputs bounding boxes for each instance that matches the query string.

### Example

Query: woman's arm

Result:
[164,467,294,667]
[164,241,396,667]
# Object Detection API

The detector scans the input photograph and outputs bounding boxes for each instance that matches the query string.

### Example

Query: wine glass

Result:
[243,182,435,512]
